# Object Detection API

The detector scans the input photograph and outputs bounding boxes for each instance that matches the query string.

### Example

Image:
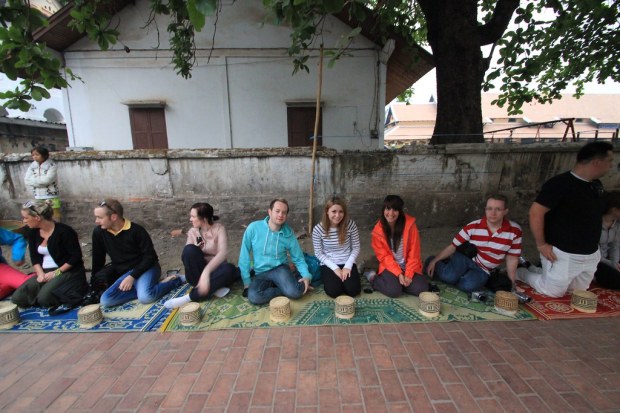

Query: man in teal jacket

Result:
[239,199,312,305]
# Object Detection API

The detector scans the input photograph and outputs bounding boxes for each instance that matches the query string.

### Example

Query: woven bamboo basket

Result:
[571,290,597,313]
[419,292,440,318]
[179,302,201,326]
[0,302,20,329]
[335,295,355,319]
[77,304,103,329]
[269,296,291,322]
[494,291,519,316]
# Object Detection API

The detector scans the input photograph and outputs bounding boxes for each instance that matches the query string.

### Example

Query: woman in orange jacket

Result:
[371,195,428,297]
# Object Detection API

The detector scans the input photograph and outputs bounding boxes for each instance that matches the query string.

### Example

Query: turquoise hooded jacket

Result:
[0,228,27,265]
[238,216,311,287]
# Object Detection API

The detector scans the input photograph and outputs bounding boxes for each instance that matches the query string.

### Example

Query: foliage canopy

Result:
[1,0,618,120]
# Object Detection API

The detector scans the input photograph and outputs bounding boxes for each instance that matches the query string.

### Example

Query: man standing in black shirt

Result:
[518,142,614,297]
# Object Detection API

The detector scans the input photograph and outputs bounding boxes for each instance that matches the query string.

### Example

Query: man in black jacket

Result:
[82,199,181,307]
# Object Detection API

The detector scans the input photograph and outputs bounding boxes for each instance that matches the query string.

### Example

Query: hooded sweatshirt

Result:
[0,228,27,265]
[24,158,59,199]
[238,216,311,287]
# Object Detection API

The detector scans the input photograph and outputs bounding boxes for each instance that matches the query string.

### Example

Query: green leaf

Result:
[31,88,42,101]
[194,0,218,16]
[18,99,32,112]
[187,0,207,31]
[323,0,344,14]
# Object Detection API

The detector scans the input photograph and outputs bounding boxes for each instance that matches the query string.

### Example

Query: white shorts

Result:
[517,246,599,297]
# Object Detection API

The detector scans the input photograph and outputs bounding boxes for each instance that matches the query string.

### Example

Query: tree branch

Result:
[477,0,519,46]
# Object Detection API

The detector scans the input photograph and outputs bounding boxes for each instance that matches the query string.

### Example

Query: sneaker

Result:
[81,291,100,306]
[517,255,531,268]
[49,303,78,316]
[213,287,230,298]
[363,270,376,283]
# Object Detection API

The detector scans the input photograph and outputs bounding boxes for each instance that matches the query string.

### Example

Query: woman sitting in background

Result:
[371,195,428,297]
[0,227,32,299]
[312,197,361,298]
[594,192,620,290]
[12,200,87,315]
[164,202,239,309]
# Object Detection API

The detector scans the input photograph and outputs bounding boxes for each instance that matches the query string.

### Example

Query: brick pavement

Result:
[1,318,619,412]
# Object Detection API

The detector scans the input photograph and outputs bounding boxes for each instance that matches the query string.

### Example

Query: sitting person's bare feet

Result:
[160,274,178,283]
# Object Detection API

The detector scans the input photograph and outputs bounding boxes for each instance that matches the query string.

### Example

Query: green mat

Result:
[160,279,536,332]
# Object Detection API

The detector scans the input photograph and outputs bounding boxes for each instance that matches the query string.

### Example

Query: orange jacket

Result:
[371,213,422,278]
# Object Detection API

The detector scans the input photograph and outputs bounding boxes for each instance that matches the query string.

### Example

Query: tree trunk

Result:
[419,0,518,145]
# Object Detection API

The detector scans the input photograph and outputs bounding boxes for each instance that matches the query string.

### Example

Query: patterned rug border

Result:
[518,282,620,320]
[160,281,537,332]
[0,285,190,333]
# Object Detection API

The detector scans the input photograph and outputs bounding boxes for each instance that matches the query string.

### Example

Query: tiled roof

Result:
[386,94,620,142]
[481,94,620,123]
[33,1,434,103]
[389,94,620,124]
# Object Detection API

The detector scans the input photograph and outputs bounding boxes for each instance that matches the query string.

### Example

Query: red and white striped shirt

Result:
[452,217,522,273]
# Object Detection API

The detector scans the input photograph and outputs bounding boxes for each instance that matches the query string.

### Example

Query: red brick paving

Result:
[1,319,619,412]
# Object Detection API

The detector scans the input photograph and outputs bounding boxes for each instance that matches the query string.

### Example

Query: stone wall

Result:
[2,143,618,238]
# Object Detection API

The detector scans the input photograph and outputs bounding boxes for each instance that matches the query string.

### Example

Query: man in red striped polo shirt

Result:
[425,194,522,293]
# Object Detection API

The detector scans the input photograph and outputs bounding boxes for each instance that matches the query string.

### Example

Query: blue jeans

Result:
[100,264,182,307]
[248,264,305,305]
[429,252,489,293]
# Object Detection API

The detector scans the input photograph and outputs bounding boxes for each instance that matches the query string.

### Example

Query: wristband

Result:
[54,268,63,277]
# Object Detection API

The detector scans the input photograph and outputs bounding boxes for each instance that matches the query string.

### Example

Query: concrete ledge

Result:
[2,144,618,239]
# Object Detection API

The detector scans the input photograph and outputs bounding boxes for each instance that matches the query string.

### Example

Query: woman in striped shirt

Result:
[312,197,361,298]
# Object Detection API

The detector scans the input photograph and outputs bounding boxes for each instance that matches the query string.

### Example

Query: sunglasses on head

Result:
[22,200,39,215]
[99,200,117,214]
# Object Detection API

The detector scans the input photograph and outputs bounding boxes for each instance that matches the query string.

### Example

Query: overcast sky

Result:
[0,75,64,121]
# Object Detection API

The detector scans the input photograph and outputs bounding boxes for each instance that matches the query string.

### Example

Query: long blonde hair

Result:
[320,197,349,244]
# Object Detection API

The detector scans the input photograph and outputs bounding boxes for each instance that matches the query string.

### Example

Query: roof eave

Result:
[333,7,434,102]
[32,0,133,51]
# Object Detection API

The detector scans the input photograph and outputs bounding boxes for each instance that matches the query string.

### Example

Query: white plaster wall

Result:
[61,0,383,151]
[64,57,229,150]
[225,51,379,149]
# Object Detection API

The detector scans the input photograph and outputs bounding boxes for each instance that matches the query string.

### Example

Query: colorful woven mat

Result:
[0,285,189,333]
[517,281,620,320]
[160,280,535,332]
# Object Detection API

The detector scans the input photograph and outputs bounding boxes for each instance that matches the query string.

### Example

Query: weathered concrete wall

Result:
[2,143,618,238]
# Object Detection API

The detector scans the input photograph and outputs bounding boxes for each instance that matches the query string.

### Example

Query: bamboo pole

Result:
[308,45,324,235]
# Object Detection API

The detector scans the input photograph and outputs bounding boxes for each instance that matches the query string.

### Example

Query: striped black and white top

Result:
[311,220,361,270]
